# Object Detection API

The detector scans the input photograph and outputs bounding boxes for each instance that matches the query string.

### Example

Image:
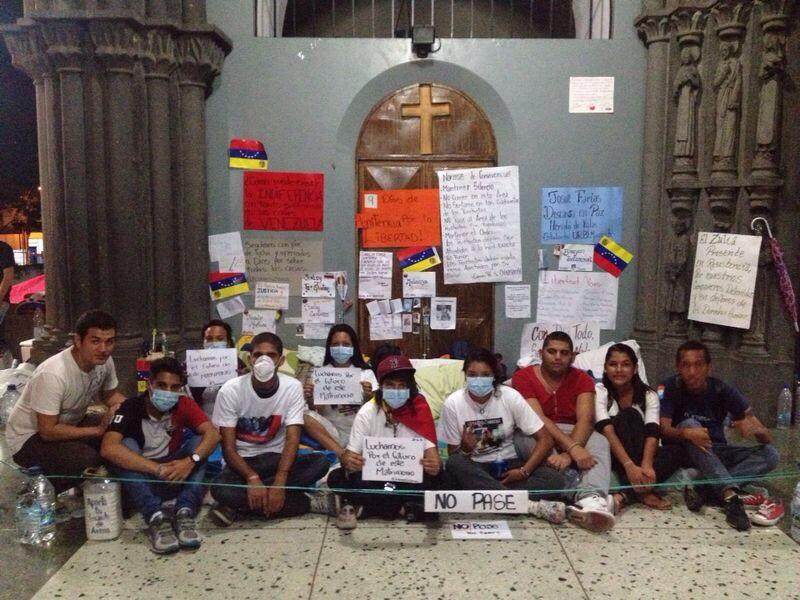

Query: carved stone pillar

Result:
[0,3,230,390]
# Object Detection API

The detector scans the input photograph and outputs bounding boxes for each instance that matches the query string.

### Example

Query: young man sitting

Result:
[101,358,219,554]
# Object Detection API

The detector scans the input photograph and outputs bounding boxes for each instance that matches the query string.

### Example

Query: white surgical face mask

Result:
[252,356,276,382]
[204,340,228,350]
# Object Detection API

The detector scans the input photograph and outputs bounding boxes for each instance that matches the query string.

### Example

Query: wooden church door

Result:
[356,83,497,358]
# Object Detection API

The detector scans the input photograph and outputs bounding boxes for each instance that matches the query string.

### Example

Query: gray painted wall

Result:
[205,0,646,364]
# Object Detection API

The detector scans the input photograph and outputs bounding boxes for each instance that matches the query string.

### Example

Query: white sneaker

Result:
[566,494,615,532]
[528,499,566,524]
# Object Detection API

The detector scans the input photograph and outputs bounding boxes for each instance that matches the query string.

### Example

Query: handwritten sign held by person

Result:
[362,436,424,484]
[186,348,238,388]
[312,366,363,405]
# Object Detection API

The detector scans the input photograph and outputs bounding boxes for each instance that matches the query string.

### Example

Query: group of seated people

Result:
[4,309,783,554]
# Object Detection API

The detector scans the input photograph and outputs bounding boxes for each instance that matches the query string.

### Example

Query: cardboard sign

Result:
[243,171,323,231]
[450,521,513,540]
[362,436,424,484]
[424,490,528,514]
[356,189,441,248]
[186,348,238,387]
[312,366,363,405]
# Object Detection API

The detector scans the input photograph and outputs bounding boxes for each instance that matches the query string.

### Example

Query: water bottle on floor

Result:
[0,384,20,429]
[776,386,792,429]
[15,467,56,545]
[791,482,800,544]
[32,307,45,340]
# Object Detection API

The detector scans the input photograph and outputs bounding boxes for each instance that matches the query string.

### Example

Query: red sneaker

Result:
[738,492,766,511]
[749,498,785,527]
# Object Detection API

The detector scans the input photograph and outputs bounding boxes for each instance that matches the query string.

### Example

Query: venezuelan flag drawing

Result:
[209,271,250,300]
[593,236,633,277]
[396,246,442,272]
[228,138,268,170]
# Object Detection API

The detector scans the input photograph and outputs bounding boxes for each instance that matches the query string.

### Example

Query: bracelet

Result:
[156,464,163,478]
[565,442,579,453]
[623,460,634,468]
[246,474,260,481]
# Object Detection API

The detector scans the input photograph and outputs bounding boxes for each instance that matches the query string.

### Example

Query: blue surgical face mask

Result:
[466,376,495,398]
[330,345,354,365]
[382,387,410,410]
[204,340,228,350]
[150,388,180,412]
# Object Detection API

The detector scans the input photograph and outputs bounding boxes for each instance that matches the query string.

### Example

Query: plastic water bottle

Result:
[776,386,792,429]
[0,384,20,429]
[791,481,800,544]
[32,307,45,339]
[83,467,123,541]
[15,467,56,545]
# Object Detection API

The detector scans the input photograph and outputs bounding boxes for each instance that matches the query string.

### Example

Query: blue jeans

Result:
[114,435,207,522]
[676,418,779,502]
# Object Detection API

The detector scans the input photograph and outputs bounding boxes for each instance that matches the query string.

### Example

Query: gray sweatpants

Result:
[514,423,611,503]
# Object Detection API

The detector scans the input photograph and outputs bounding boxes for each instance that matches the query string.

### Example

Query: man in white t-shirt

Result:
[210,332,330,525]
[7,310,125,493]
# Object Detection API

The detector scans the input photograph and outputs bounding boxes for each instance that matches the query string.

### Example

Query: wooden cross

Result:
[401,84,451,155]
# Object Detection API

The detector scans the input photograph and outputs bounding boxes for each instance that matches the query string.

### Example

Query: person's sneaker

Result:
[173,507,202,549]
[403,501,439,523]
[528,499,566,524]
[209,504,237,527]
[684,485,704,512]
[148,511,180,554]
[335,503,358,530]
[723,494,751,531]
[306,488,337,516]
[749,498,784,527]
[738,492,767,511]
[566,494,615,532]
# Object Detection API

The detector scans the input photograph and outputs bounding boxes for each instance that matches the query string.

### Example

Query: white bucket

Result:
[83,468,123,541]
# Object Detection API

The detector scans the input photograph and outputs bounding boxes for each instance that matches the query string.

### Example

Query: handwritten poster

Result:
[438,166,522,284]
[362,436,424,484]
[688,232,761,329]
[312,366,363,405]
[359,251,393,300]
[254,282,290,309]
[540,187,623,244]
[519,321,600,361]
[569,76,615,113]
[431,297,457,330]
[302,323,331,339]
[557,244,594,271]
[301,298,335,324]
[241,309,276,335]
[185,348,238,387]
[216,296,246,319]
[301,272,336,298]
[369,314,403,340]
[536,271,619,329]
[208,231,244,264]
[402,272,436,298]
[504,284,531,319]
[243,236,323,292]
[356,189,441,248]
[243,171,323,231]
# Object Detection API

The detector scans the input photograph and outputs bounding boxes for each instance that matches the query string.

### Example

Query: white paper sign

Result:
[312,366,363,405]
[185,348,238,387]
[557,244,594,271]
[369,314,403,340]
[216,254,246,273]
[216,296,246,319]
[208,232,244,263]
[303,323,331,339]
[569,76,614,113]
[402,272,436,298]
[359,251,393,278]
[425,490,528,513]
[450,521,513,540]
[241,309,276,335]
[536,271,619,329]
[254,282,290,309]
[358,278,392,300]
[504,284,531,319]
[438,166,522,284]
[431,297,457,330]
[302,272,336,298]
[301,298,335,323]
[688,232,761,329]
[362,436,424,483]
[390,298,405,314]
[243,236,323,292]
[519,321,600,362]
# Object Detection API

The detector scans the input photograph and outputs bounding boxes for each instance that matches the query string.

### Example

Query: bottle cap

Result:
[7,384,16,390]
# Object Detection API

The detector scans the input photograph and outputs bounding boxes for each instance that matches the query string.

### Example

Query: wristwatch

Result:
[190,453,201,463]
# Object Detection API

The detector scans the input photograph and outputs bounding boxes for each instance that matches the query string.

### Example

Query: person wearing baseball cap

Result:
[327,355,441,529]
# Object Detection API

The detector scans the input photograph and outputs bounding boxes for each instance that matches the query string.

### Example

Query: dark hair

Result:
[463,348,503,388]
[369,343,401,377]
[75,310,117,339]
[542,331,574,353]
[601,343,652,410]
[251,332,283,356]
[202,319,234,347]
[323,324,369,369]
[374,370,419,408]
[149,357,186,385]
[676,340,710,365]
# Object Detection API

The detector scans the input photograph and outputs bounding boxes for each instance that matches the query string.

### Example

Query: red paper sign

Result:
[243,171,323,231]
[356,189,441,248]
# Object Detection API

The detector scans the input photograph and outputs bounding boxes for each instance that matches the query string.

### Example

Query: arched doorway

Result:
[356,83,497,357]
